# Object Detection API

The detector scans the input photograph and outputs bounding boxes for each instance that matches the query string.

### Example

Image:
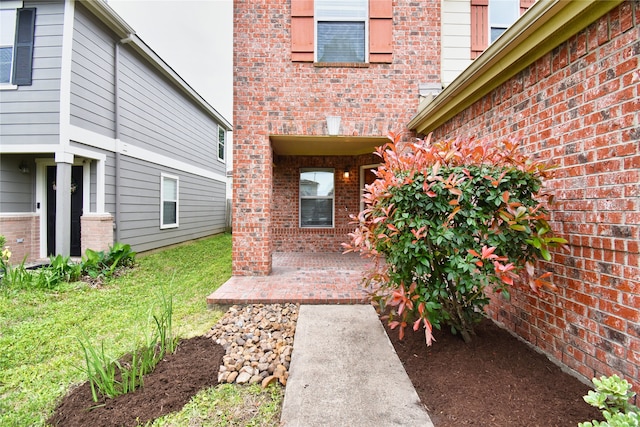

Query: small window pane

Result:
[218,128,225,160]
[1,9,17,84]
[163,202,177,224]
[489,0,519,43]
[300,199,333,227]
[316,0,367,19]
[0,10,17,46]
[490,27,507,43]
[0,47,12,83]
[300,171,334,196]
[489,0,519,25]
[317,21,365,63]
[163,178,177,200]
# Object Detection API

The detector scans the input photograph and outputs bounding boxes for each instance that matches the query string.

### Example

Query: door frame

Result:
[35,159,90,258]
[359,163,380,212]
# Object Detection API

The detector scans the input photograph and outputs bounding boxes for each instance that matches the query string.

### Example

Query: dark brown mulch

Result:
[385,317,602,426]
[48,336,224,427]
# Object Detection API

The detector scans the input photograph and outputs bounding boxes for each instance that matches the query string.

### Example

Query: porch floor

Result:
[206,252,377,306]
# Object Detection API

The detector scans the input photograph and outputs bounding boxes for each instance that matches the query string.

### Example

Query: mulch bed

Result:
[48,314,604,426]
[386,317,602,426]
[48,336,224,427]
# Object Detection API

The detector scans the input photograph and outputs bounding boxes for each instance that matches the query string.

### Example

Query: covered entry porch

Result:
[207,252,378,306]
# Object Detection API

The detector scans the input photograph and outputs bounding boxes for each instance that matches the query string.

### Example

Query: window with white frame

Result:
[300,169,334,227]
[160,174,179,228]
[0,3,35,87]
[218,126,225,161]
[489,0,519,43]
[0,8,17,84]
[315,0,368,63]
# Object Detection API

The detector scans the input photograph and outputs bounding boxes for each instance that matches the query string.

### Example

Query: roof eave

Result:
[408,0,623,135]
[80,0,232,131]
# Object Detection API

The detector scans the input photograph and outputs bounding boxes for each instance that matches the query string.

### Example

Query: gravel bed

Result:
[206,303,299,387]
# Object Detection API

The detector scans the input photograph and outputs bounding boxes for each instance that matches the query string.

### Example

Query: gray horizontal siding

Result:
[115,155,226,252]
[118,47,225,177]
[69,3,116,138]
[0,1,64,146]
[0,155,35,212]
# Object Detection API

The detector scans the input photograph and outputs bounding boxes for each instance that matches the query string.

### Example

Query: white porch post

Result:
[54,160,72,256]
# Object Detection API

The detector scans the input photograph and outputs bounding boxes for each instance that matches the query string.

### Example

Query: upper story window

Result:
[315,0,367,63]
[489,0,519,43]
[291,0,392,65]
[0,3,35,88]
[218,126,225,161]
[0,7,17,84]
[470,0,535,59]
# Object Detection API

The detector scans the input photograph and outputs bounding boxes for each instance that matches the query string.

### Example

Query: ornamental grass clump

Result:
[343,133,567,344]
[77,289,177,402]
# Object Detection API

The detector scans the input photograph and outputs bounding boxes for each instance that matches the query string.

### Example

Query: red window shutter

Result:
[291,0,314,62]
[470,0,488,59]
[369,0,393,63]
[520,0,535,14]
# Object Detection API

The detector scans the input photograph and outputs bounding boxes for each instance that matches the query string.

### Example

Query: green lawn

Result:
[0,234,283,426]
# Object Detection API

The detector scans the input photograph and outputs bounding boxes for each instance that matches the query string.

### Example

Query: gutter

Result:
[408,0,623,135]
[113,36,133,242]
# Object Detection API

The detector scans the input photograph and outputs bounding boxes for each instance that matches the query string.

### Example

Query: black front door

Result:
[46,165,83,256]
[70,166,83,256]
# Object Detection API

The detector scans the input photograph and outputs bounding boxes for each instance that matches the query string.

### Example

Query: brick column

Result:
[0,214,40,264]
[232,136,273,275]
[81,213,114,255]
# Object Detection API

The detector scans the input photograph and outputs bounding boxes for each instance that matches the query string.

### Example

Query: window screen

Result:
[315,0,367,63]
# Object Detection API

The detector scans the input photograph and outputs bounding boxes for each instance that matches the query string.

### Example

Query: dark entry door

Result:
[70,166,83,256]
[46,165,83,256]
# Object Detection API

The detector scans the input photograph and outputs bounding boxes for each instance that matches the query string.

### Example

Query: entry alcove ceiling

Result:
[270,135,389,156]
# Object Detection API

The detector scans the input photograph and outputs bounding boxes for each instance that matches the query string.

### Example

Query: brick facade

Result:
[0,214,40,264]
[233,0,441,275]
[272,153,379,252]
[80,214,114,255]
[430,2,639,391]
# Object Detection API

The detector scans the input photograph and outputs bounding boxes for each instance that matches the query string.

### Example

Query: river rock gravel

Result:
[206,303,299,386]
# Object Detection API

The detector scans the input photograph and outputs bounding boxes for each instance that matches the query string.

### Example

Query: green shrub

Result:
[0,241,135,290]
[344,134,566,343]
[579,375,639,427]
[80,243,136,280]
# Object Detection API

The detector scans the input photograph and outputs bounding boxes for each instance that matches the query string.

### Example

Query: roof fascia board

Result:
[80,0,232,130]
[408,0,623,135]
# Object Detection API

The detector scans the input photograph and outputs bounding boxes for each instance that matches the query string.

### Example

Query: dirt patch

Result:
[386,318,602,426]
[48,336,224,427]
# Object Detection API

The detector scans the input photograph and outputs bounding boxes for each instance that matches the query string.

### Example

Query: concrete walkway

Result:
[281,305,433,427]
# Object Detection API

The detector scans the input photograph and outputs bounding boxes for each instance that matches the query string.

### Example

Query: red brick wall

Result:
[272,153,379,251]
[0,214,40,264]
[234,0,441,274]
[431,1,639,391]
[81,214,114,255]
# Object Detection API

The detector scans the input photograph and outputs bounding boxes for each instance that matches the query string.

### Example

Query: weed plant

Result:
[579,375,639,427]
